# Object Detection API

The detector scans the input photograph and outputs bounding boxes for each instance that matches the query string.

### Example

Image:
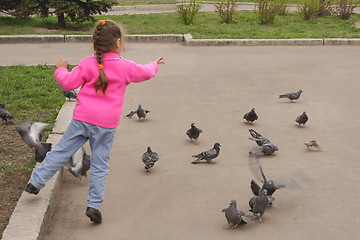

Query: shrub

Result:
[297,0,332,21]
[273,0,288,16]
[215,0,239,24]
[332,0,357,20]
[256,0,278,25]
[176,0,201,25]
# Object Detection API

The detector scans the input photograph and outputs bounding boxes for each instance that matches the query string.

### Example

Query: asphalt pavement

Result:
[2,41,360,240]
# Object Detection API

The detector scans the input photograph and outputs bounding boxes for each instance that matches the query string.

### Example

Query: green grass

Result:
[0,65,65,123]
[0,65,64,182]
[2,11,359,38]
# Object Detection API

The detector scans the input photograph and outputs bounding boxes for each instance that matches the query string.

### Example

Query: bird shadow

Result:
[278,101,299,104]
[191,161,217,165]
[303,148,321,153]
[242,121,255,126]
[185,139,201,145]
[293,123,306,128]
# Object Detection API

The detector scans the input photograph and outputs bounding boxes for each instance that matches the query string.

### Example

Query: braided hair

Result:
[93,20,122,95]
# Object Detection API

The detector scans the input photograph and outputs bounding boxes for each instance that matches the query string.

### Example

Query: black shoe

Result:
[86,207,102,223]
[25,183,40,195]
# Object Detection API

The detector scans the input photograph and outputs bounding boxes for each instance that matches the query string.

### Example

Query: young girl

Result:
[25,20,164,223]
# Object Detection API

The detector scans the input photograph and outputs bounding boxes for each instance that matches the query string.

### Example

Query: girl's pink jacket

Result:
[55,52,158,128]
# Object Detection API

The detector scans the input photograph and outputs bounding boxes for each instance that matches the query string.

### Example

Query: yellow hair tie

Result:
[99,20,105,25]
[98,64,104,70]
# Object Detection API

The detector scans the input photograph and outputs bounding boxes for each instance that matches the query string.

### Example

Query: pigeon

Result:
[136,105,150,122]
[186,123,202,143]
[248,129,270,146]
[296,111,308,127]
[221,200,255,229]
[249,156,308,201]
[304,140,320,150]
[279,90,303,102]
[125,110,136,118]
[15,121,52,162]
[243,108,258,124]
[191,142,221,164]
[0,103,14,124]
[249,143,279,157]
[65,146,91,182]
[142,146,159,172]
[35,142,52,162]
[249,189,270,222]
[63,90,77,101]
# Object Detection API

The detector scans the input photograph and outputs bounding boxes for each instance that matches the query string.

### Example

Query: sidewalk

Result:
[2,41,360,240]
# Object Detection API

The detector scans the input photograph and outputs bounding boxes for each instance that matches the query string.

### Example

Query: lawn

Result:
[1,11,360,38]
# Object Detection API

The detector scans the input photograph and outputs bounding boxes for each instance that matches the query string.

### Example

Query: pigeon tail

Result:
[191,159,201,164]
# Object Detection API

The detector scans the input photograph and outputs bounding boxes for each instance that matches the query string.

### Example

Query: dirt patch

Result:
[32,27,61,33]
[0,123,34,238]
[354,21,360,28]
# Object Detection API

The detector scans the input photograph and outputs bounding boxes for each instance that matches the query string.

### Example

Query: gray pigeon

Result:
[249,156,308,203]
[65,146,91,180]
[279,90,303,102]
[296,111,308,127]
[249,143,279,157]
[15,121,52,162]
[186,123,202,143]
[0,103,14,124]
[142,146,159,172]
[243,108,258,124]
[137,105,150,122]
[63,90,77,101]
[221,200,255,229]
[191,143,221,164]
[248,129,270,146]
[249,189,270,222]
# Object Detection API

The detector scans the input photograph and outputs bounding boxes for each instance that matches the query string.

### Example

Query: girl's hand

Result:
[56,58,67,69]
[155,57,165,65]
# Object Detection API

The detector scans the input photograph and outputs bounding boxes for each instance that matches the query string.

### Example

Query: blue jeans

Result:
[30,119,116,209]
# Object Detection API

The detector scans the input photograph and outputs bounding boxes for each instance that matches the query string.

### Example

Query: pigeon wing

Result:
[248,156,266,182]
[29,122,50,143]
[71,147,85,166]
[238,210,255,218]
[151,152,159,162]
[202,148,217,159]
[275,172,309,189]
[249,146,264,158]
[221,208,228,213]
[250,180,261,196]
[249,129,261,138]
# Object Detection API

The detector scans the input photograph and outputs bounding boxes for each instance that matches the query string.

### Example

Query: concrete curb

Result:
[0,35,65,44]
[1,34,360,46]
[1,100,76,240]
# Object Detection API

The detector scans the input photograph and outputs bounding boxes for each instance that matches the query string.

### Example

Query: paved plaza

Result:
[2,42,360,239]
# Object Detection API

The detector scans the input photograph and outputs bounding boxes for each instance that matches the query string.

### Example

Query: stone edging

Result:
[1,34,360,46]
